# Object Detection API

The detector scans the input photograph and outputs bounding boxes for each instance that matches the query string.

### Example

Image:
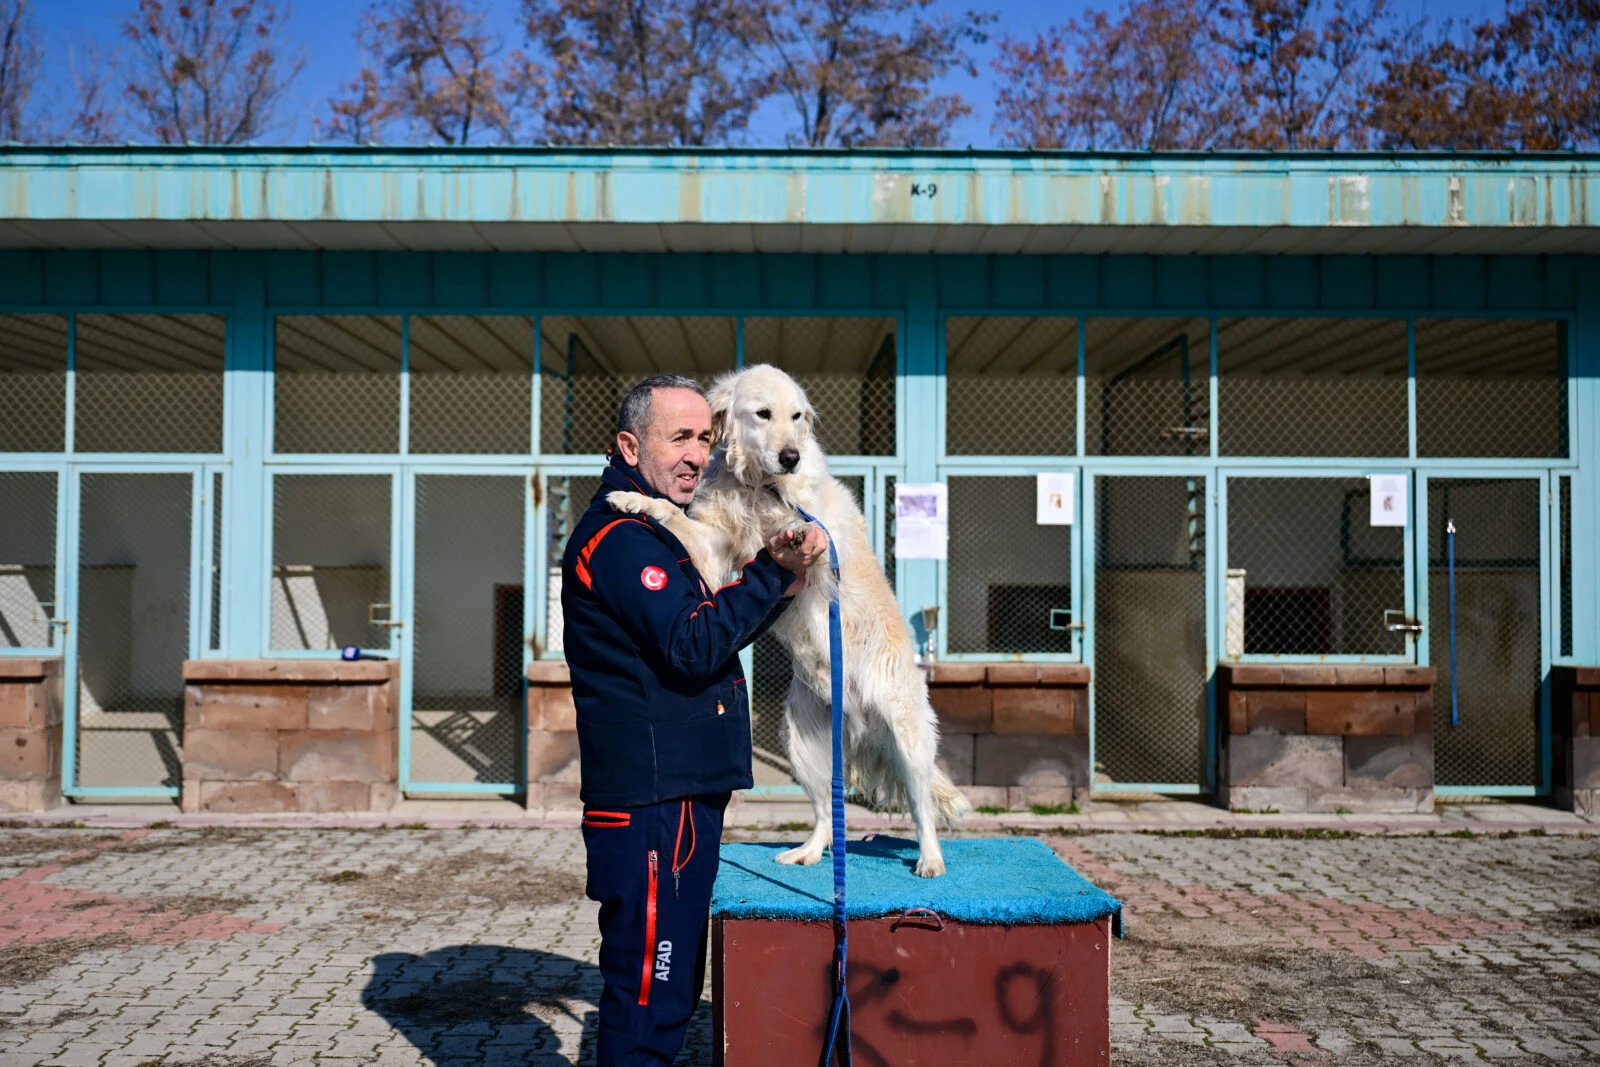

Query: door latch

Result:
[1049,608,1086,632]
[1383,609,1423,633]
[368,603,404,627]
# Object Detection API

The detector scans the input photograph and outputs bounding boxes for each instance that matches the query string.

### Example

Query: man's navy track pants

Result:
[583,792,729,1066]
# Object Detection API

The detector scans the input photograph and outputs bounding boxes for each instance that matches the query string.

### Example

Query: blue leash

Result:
[793,505,851,1067]
[1447,519,1459,729]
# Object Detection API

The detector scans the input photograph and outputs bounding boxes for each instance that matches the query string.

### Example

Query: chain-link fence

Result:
[1085,318,1211,456]
[75,315,226,454]
[409,317,533,455]
[0,471,58,649]
[538,316,736,454]
[744,318,896,456]
[1218,318,1408,457]
[0,314,67,453]
[1559,474,1573,659]
[1416,319,1566,458]
[883,474,896,585]
[750,634,797,785]
[410,475,525,787]
[1225,477,1406,657]
[1094,475,1207,788]
[945,317,1075,456]
[270,474,392,652]
[1430,478,1541,788]
[274,316,402,454]
[543,475,600,655]
[75,472,191,790]
[946,476,1074,655]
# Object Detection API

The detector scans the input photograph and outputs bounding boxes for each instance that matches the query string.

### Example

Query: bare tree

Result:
[993,0,1240,149]
[122,0,306,144]
[1214,0,1390,148]
[0,0,41,141]
[321,67,385,143]
[329,0,521,145]
[522,0,762,145]
[735,0,993,147]
[64,39,125,143]
[1367,0,1600,150]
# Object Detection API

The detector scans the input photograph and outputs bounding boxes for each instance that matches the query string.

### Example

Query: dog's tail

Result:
[931,766,973,826]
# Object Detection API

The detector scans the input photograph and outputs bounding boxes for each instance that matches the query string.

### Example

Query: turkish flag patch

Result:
[640,565,669,591]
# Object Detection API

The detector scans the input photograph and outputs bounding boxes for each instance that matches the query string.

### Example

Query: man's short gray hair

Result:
[617,375,706,438]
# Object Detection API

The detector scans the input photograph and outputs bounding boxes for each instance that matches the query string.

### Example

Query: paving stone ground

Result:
[0,821,1595,1065]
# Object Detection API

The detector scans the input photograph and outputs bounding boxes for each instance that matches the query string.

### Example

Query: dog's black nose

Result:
[778,447,800,471]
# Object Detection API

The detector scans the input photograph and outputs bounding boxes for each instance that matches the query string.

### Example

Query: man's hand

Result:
[768,525,827,577]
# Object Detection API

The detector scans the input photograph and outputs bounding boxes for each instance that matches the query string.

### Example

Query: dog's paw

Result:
[775,845,823,867]
[606,491,660,517]
[913,855,947,878]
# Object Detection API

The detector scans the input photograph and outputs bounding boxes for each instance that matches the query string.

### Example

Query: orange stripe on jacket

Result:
[574,518,648,590]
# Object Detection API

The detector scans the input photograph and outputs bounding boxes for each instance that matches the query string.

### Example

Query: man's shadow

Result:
[363,945,602,1065]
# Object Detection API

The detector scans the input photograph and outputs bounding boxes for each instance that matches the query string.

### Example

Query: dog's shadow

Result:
[364,945,600,1065]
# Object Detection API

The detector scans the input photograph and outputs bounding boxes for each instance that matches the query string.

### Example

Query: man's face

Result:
[616,388,713,506]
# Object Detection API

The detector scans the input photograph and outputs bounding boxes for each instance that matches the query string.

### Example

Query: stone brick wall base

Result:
[181,660,400,814]
[526,661,1095,813]
[1553,667,1600,816]
[925,663,1091,811]
[0,658,64,812]
[526,661,579,809]
[1220,664,1436,814]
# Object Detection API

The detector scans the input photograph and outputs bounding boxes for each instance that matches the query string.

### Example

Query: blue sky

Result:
[38,0,1505,146]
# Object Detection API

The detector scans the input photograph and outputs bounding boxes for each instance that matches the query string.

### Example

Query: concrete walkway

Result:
[0,816,1596,1065]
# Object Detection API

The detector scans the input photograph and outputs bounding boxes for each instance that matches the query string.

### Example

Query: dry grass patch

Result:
[0,935,131,988]
[0,833,122,860]
[325,850,586,914]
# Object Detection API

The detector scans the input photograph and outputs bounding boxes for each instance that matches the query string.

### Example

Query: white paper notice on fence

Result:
[1036,473,1074,525]
[894,482,948,560]
[1369,474,1408,527]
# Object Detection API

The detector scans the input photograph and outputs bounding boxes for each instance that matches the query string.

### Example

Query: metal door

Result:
[0,469,63,657]
[65,468,202,797]
[1219,471,1416,664]
[400,471,529,795]
[1088,472,1210,794]
[1423,474,1546,793]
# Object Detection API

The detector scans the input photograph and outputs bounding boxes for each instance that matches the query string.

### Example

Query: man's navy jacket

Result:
[560,454,793,807]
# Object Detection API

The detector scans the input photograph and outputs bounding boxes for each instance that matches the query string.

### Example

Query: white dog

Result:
[606,364,970,877]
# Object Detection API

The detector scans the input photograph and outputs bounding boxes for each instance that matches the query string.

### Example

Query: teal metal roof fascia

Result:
[2,149,1599,232]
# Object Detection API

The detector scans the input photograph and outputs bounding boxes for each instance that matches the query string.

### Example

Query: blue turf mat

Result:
[712,836,1123,935]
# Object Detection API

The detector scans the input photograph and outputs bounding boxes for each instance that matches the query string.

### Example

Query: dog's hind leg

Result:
[775,678,833,868]
[881,697,947,878]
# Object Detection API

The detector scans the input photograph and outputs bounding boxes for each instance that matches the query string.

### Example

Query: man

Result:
[561,374,825,1065]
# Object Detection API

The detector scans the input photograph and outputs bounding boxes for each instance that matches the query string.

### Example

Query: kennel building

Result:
[0,148,1595,815]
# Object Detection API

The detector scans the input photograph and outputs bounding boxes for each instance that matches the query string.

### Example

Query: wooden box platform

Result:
[711,837,1121,1067]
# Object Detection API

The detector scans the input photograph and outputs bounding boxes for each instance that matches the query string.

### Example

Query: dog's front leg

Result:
[605,491,727,580]
[774,678,834,867]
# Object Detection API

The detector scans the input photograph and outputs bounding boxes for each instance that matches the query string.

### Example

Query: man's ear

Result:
[616,430,641,467]
[706,376,735,448]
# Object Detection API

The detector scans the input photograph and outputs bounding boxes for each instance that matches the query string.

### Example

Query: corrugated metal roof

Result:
[1,148,1596,254]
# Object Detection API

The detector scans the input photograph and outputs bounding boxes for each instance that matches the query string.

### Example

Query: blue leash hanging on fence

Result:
[1447,519,1460,729]
[793,505,851,1067]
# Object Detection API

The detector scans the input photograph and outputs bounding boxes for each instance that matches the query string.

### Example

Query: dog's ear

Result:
[791,379,817,437]
[706,374,735,448]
